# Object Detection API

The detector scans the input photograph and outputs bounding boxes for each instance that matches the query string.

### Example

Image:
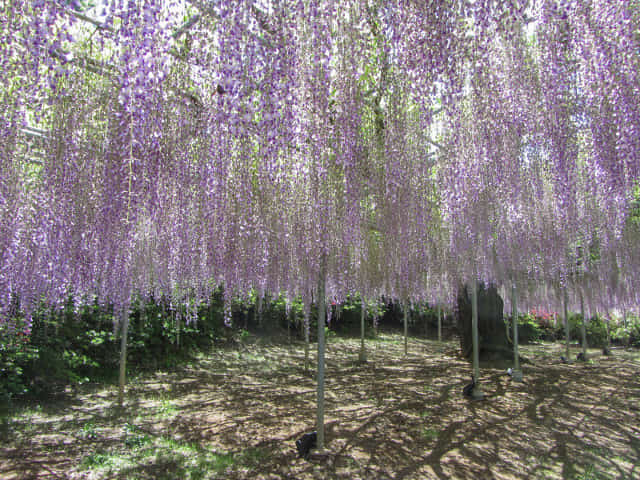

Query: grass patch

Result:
[421,428,438,441]
[574,464,609,480]
[79,426,267,479]
[80,452,118,469]
[423,384,437,393]
[123,422,152,448]
[80,421,98,440]
[157,398,179,418]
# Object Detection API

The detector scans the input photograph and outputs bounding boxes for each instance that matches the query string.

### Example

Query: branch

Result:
[185,0,274,48]
[68,8,202,41]
[172,14,201,39]
[170,87,204,109]
[69,9,114,32]
[250,4,276,36]
[362,88,377,98]
[49,48,114,78]
[426,138,447,151]
[48,49,204,108]
[184,0,220,21]
[25,157,44,165]
[21,126,49,138]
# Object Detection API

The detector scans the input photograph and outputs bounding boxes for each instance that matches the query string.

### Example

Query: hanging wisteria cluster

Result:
[1,0,639,327]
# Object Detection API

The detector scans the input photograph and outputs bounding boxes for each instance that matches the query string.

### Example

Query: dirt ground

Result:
[1,334,639,479]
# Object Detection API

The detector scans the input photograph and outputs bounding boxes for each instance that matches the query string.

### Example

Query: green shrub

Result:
[0,317,39,401]
[585,315,608,348]
[554,313,609,348]
[507,313,542,344]
[553,313,581,342]
[23,299,119,392]
[612,322,640,347]
[527,309,558,341]
[2,289,230,401]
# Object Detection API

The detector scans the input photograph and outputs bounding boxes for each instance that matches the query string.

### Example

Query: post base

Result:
[471,385,485,400]
[511,369,523,382]
[309,448,332,460]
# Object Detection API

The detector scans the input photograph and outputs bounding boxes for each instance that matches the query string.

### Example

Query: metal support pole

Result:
[359,299,366,362]
[564,287,570,361]
[404,302,408,356]
[316,271,326,451]
[580,288,587,359]
[512,283,523,381]
[471,278,484,399]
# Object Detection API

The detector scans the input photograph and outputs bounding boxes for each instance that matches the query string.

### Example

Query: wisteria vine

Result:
[0,0,639,330]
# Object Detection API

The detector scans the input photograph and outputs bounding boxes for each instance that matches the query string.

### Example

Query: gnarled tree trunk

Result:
[457,282,513,362]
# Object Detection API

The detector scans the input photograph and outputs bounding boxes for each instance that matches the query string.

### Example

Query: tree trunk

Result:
[457,281,512,362]
[316,270,326,451]
[437,305,442,342]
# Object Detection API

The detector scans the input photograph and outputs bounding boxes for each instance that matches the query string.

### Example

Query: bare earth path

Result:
[1,335,639,479]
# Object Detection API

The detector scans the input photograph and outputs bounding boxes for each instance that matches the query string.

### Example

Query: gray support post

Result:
[359,299,366,362]
[404,302,408,356]
[304,304,310,373]
[564,287,570,361]
[580,288,588,359]
[511,283,523,381]
[118,313,129,407]
[316,271,326,451]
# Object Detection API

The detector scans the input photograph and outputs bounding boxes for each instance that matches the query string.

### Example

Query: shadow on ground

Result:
[1,336,639,479]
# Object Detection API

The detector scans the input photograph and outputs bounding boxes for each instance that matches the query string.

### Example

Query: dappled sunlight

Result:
[1,336,639,479]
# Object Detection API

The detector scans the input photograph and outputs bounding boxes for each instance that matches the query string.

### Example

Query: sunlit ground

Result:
[1,334,638,479]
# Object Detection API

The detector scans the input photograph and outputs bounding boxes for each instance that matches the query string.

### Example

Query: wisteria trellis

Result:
[1,0,639,327]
